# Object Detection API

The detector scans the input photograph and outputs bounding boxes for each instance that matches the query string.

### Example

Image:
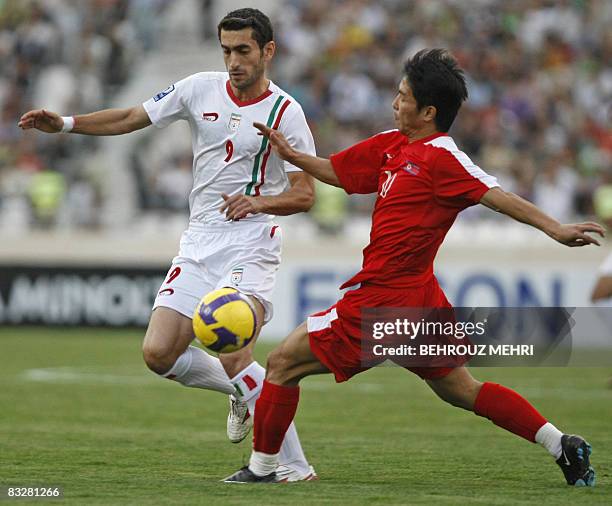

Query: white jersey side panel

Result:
[143,72,315,224]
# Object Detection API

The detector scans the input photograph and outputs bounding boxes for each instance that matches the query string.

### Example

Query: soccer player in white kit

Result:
[18,8,317,481]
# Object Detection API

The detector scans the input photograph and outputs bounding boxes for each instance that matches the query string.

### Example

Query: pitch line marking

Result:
[20,366,159,386]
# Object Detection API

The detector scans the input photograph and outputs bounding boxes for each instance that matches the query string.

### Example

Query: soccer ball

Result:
[192,287,257,353]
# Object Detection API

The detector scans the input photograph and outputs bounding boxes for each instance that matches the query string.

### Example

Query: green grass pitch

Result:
[1,327,611,505]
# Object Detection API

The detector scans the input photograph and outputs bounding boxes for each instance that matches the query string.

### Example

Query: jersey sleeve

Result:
[329,134,388,194]
[279,105,316,173]
[433,145,499,207]
[142,75,193,128]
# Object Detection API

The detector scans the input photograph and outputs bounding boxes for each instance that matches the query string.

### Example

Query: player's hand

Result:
[253,122,296,162]
[17,109,64,133]
[220,193,263,221]
[551,222,605,247]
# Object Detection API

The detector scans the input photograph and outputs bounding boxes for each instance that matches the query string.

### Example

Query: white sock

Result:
[249,450,279,477]
[230,360,266,400]
[164,345,236,395]
[535,422,563,459]
[231,361,311,475]
[276,421,310,474]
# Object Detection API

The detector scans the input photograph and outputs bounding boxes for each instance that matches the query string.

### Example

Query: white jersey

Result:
[143,71,315,224]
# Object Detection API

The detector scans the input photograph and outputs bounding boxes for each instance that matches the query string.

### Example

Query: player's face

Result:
[220,29,274,91]
[392,78,433,135]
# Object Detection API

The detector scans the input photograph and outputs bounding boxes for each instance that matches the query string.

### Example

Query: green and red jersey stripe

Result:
[245,96,292,196]
[254,99,292,196]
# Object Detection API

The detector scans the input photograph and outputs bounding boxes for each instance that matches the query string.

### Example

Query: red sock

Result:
[253,380,300,454]
[474,382,546,442]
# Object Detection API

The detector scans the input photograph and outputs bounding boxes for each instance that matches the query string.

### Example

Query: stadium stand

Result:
[1,0,610,236]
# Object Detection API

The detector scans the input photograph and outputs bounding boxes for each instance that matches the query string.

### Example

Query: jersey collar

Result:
[407,131,447,144]
[226,80,273,107]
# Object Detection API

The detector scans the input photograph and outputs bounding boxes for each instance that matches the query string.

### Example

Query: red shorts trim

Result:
[307,280,456,382]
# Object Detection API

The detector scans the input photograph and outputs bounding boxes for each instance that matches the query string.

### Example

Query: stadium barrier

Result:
[0,230,608,345]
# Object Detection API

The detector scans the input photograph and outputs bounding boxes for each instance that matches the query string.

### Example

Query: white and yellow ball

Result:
[192,287,257,353]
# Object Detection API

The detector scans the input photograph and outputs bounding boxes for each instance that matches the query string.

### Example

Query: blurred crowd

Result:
[0,0,170,230]
[0,0,610,234]
[273,0,612,233]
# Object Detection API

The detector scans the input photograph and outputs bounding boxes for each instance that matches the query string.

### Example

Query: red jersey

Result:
[330,130,498,290]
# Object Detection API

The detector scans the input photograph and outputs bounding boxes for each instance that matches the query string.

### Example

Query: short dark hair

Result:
[403,49,468,132]
[217,8,273,49]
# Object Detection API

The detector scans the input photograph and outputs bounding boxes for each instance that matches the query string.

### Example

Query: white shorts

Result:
[153,220,282,323]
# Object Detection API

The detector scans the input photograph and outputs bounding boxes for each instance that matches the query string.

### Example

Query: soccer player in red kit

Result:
[224,49,603,485]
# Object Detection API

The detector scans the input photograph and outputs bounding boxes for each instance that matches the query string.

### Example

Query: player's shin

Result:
[473,382,559,453]
[249,380,300,476]
[162,345,236,394]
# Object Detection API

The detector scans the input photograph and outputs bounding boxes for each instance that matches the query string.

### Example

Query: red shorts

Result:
[307,278,455,382]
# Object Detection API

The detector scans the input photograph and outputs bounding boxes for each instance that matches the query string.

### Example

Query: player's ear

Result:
[263,41,275,61]
[423,105,437,124]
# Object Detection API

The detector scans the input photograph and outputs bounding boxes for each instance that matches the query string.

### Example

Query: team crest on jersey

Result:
[203,112,219,121]
[231,267,244,284]
[153,84,175,102]
[402,162,421,176]
[228,113,241,131]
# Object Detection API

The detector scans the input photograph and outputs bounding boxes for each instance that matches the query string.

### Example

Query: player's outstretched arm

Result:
[18,105,151,136]
[480,187,605,247]
[253,122,340,187]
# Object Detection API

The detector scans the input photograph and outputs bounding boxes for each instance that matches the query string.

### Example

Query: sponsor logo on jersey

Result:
[402,161,421,176]
[380,170,397,198]
[153,84,176,102]
[231,267,244,284]
[229,113,241,131]
[158,288,175,296]
[202,112,219,121]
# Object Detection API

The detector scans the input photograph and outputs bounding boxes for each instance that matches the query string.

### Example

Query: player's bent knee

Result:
[265,346,298,385]
[265,346,285,374]
[142,341,178,375]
